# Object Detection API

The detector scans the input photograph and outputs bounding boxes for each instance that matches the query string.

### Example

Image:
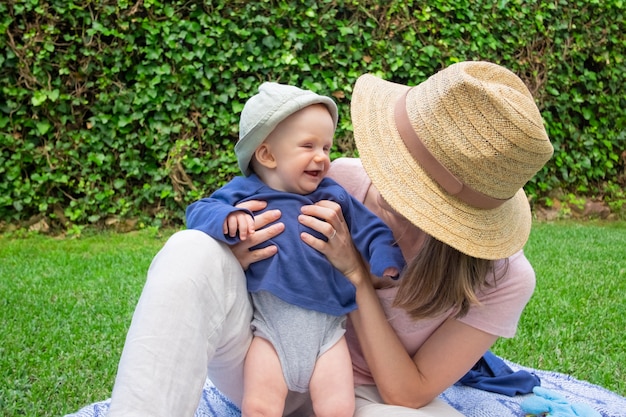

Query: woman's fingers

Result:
[235,199,268,212]
[306,200,345,222]
[230,220,284,270]
[300,200,346,237]
[230,201,283,270]
[235,200,283,231]
[299,200,365,280]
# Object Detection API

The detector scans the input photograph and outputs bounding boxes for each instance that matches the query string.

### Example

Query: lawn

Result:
[491,221,626,394]
[1,221,625,416]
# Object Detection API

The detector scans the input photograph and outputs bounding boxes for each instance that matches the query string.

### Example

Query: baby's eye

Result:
[301,144,314,149]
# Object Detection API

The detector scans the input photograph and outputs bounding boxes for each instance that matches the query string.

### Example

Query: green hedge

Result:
[1,0,625,230]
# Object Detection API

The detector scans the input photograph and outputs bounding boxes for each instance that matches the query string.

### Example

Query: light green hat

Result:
[236,82,338,176]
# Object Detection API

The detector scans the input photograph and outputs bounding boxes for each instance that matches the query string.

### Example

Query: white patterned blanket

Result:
[65,359,626,417]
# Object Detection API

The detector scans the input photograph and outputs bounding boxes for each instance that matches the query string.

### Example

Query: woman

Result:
[296,61,554,415]
[107,61,552,416]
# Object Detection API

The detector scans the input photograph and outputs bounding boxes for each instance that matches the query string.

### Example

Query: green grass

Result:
[1,222,625,416]
[0,229,175,417]
[492,221,626,396]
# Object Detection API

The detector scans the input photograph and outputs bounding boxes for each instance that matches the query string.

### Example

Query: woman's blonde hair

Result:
[393,235,504,319]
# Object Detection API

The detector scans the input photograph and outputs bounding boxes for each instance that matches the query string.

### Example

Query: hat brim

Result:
[351,74,531,260]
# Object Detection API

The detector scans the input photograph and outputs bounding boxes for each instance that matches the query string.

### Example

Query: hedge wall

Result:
[1,0,625,231]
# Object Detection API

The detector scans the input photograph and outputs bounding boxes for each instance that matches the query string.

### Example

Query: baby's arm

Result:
[224,210,255,240]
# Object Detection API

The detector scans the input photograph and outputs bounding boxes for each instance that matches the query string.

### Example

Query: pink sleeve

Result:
[458,250,536,338]
[328,157,371,203]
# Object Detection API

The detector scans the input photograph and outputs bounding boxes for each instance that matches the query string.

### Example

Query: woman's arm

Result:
[351,292,497,407]
[299,200,498,408]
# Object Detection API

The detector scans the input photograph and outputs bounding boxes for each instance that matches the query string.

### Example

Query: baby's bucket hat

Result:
[351,61,554,260]
[236,82,338,176]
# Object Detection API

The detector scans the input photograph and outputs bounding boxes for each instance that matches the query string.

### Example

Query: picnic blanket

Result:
[65,358,626,417]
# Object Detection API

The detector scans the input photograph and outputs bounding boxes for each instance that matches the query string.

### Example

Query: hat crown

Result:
[407,61,553,200]
[351,62,554,259]
[235,82,338,176]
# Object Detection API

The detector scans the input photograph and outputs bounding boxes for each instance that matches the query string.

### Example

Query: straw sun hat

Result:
[351,61,554,260]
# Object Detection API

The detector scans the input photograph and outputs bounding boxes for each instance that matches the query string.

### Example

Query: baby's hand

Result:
[371,267,401,289]
[382,267,400,280]
[224,211,255,240]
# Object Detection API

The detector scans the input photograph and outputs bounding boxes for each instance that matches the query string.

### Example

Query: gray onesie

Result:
[250,290,347,393]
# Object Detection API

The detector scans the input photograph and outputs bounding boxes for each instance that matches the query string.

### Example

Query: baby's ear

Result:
[254,143,277,169]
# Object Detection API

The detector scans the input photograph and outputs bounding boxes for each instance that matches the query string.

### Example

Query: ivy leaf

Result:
[31,91,47,106]
[47,89,60,102]
[36,121,51,135]
[546,87,560,96]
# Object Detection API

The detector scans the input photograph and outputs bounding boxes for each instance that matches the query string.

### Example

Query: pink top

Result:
[327,158,536,386]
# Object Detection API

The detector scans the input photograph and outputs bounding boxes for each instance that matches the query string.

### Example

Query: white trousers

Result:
[107,230,464,417]
[354,385,465,417]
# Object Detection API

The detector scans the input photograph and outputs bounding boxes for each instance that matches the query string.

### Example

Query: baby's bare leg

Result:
[309,336,355,417]
[242,336,289,417]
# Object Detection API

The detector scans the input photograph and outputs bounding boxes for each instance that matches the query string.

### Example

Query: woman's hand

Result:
[299,200,369,285]
[229,200,284,270]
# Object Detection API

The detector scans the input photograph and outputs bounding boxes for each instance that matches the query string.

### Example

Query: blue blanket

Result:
[65,359,626,417]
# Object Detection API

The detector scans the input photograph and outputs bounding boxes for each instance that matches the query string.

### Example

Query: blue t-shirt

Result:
[186,174,405,316]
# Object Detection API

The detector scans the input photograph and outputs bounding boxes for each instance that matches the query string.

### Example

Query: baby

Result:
[186,82,404,417]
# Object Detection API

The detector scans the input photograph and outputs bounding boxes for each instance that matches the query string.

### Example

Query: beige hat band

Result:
[394,90,510,210]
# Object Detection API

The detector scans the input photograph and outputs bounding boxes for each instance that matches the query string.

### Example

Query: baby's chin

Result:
[293,182,322,195]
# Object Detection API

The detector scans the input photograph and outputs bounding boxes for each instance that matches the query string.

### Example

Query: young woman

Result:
[107,61,552,417]
[296,61,554,415]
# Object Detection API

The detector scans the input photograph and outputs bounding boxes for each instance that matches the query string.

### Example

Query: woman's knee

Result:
[140,229,249,322]
[160,229,236,265]
[151,230,243,285]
